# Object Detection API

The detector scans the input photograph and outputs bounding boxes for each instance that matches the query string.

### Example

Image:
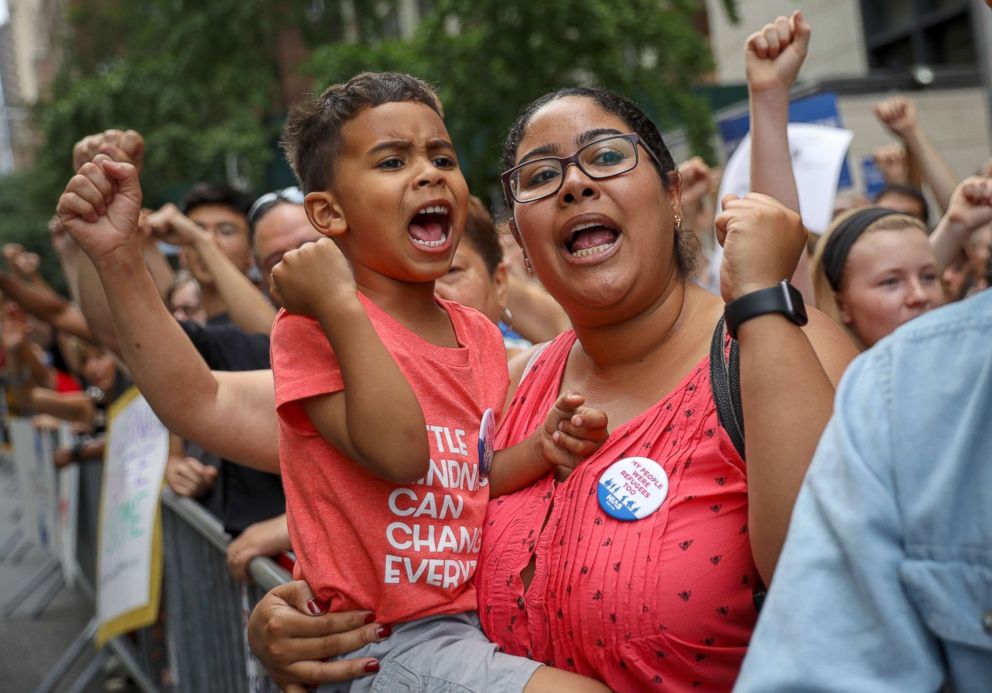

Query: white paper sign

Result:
[96,390,169,642]
[718,123,854,234]
[9,418,59,553]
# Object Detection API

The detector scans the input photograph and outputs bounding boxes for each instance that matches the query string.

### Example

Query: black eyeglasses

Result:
[247,186,305,226]
[501,133,664,204]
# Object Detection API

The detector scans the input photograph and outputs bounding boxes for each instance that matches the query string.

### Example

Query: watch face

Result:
[784,282,809,324]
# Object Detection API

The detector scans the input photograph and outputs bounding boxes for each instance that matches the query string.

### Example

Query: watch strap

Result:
[724,281,808,338]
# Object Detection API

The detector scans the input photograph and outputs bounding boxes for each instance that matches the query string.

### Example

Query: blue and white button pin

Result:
[597,456,669,521]
[478,408,496,476]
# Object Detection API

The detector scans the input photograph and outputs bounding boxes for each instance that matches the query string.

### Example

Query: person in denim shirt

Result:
[736,288,992,692]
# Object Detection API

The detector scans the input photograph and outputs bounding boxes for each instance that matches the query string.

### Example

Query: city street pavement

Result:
[0,451,103,692]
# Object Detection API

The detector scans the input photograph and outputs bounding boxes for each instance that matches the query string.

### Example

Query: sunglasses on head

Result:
[248,187,305,226]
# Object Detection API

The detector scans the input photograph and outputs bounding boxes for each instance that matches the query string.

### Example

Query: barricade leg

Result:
[64,647,110,693]
[27,569,65,619]
[34,618,99,693]
[0,527,24,559]
[2,556,60,617]
[106,635,160,693]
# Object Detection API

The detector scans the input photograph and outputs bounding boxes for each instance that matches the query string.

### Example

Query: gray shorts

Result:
[317,611,542,693]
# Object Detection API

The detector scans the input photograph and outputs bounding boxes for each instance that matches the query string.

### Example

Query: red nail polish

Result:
[376,624,392,638]
[306,598,324,615]
[363,613,376,624]
[363,661,380,674]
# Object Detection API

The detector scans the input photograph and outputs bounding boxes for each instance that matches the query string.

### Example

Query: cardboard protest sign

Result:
[96,388,169,646]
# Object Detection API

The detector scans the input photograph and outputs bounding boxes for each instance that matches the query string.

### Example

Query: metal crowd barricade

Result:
[159,488,287,693]
[31,447,290,692]
[75,459,104,596]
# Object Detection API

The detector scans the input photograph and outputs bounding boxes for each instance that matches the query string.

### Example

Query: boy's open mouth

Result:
[566,221,621,258]
[408,204,451,250]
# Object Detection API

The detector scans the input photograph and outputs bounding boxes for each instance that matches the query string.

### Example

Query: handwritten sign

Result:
[96,388,169,646]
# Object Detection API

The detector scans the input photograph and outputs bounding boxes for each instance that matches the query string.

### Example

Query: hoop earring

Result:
[523,254,533,277]
[502,307,514,329]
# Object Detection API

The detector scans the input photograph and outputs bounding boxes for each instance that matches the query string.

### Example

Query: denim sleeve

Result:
[734,345,946,692]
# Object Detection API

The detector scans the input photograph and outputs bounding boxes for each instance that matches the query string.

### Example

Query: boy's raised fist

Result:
[270,237,356,317]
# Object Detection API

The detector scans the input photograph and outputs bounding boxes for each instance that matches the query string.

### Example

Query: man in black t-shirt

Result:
[163,183,287,537]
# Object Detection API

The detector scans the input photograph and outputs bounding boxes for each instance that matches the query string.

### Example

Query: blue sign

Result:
[861,156,887,200]
[717,92,853,189]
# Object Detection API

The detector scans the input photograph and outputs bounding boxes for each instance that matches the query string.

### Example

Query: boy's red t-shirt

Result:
[271,295,508,624]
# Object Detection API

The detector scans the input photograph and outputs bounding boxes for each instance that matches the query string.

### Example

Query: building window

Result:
[860,0,977,70]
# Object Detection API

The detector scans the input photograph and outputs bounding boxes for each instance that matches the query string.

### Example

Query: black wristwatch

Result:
[724,280,808,338]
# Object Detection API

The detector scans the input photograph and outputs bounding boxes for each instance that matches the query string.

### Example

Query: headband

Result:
[821,207,900,291]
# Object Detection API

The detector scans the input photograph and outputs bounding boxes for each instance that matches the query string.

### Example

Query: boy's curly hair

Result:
[282,72,443,194]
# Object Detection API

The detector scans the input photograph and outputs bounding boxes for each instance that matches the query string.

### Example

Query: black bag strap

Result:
[710,318,767,609]
[709,317,745,461]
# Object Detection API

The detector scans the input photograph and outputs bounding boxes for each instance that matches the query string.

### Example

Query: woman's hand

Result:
[715,193,807,303]
[248,580,390,693]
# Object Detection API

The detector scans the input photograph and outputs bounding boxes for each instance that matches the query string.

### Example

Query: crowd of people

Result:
[2,8,990,691]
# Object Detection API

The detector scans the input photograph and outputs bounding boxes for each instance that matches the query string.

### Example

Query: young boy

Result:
[268,73,610,692]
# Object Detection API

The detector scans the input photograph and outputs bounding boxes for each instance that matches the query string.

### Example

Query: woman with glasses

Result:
[470,84,851,689]
[247,17,855,691]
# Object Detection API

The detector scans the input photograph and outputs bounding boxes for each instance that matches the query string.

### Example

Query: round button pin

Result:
[597,456,669,521]
[478,407,495,476]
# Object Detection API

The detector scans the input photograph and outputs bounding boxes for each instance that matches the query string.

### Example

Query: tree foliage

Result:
[308,0,717,201]
[0,0,309,284]
[0,0,723,284]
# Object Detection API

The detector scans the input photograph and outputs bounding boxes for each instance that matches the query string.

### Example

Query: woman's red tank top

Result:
[477,330,761,692]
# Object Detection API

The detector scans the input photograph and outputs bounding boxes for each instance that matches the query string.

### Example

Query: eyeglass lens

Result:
[510,136,638,202]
